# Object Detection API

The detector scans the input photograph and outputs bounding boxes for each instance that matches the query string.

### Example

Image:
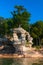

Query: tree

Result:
[11,5,31,31]
[31,21,43,46]
[0,17,9,37]
[0,17,6,37]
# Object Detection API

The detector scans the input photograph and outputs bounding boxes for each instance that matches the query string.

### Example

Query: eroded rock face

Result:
[0,46,4,50]
[0,27,33,54]
[13,32,19,41]
[0,44,16,54]
[13,27,33,45]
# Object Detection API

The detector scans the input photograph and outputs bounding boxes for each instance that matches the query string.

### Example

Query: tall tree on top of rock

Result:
[11,5,31,31]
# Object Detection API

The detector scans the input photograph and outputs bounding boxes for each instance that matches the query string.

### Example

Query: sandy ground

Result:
[0,53,43,58]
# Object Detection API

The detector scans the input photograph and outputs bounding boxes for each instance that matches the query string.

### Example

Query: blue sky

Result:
[0,0,43,23]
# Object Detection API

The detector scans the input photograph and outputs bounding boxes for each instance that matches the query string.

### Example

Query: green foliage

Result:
[31,21,43,46]
[35,46,41,50]
[0,6,31,37]
[11,5,31,31]
[41,38,43,45]
[0,17,7,36]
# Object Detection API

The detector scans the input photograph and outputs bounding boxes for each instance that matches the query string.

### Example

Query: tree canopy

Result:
[11,5,31,31]
[30,21,43,46]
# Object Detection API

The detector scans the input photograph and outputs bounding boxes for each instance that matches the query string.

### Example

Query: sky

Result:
[0,0,43,23]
